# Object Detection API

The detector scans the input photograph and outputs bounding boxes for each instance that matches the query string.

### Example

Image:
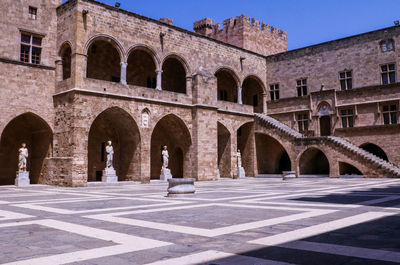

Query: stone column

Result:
[120,62,128,85]
[55,57,63,82]
[155,70,163,90]
[237,86,243,104]
[262,93,268,113]
[186,75,192,97]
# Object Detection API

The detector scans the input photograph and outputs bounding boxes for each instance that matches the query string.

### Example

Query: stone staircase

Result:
[255,113,400,178]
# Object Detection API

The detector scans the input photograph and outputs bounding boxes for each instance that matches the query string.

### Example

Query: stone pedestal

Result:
[167,178,195,197]
[217,169,220,179]
[282,171,296,180]
[15,171,30,187]
[160,167,172,181]
[102,168,118,183]
[237,167,246,179]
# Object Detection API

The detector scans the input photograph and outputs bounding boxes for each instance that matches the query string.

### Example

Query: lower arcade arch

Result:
[0,113,53,185]
[255,133,291,174]
[151,114,192,179]
[299,147,330,176]
[339,162,362,176]
[360,143,389,161]
[237,122,256,177]
[88,107,141,182]
[218,122,231,178]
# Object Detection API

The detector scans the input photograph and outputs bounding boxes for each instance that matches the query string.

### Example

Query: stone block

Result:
[15,171,30,187]
[102,168,118,183]
[167,178,195,197]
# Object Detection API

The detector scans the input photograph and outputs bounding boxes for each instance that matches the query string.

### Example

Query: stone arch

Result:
[84,34,126,61]
[339,162,363,176]
[255,133,291,174]
[59,42,72,80]
[360,143,389,161]
[151,114,192,179]
[88,107,141,182]
[237,122,255,177]
[161,54,188,93]
[215,67,240,103]
[0,113,53,185]
[127,45,159,88]
[85,35,124,83]
[218,122,231,178]
[298,147,330,176]
[242,75,265,113]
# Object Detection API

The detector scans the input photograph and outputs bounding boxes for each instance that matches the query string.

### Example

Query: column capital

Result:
[120,62,128,67]
[155,69,163,74]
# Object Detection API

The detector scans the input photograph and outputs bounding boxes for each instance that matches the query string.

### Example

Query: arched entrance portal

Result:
[255,133,291,174]
[218,122,231,178]
[151,114,191,179]
[88,107,141,182]
[360,143,389,161]
[0,113,53,185]
[237,122,255,177]
[299,147,329,176]
[318,103,332,136]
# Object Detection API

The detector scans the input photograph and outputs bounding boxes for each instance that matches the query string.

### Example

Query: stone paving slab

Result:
[0,178,400,264]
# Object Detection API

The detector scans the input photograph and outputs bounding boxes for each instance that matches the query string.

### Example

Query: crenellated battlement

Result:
[193,15,287,56]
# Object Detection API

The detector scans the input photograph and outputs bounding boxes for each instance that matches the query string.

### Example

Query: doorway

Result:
[320,116,331,136]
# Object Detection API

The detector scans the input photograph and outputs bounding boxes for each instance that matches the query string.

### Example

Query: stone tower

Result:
[194,14,287,56]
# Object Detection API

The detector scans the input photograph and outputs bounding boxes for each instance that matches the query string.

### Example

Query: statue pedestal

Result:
[15,171,30,187]
[237,167,246,179]
[160,167,172,181]
[102,168,118,183]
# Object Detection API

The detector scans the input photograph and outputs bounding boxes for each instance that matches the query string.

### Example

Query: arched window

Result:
[60,43,72,80]
[161,57,187,93]
[215,69,239,103]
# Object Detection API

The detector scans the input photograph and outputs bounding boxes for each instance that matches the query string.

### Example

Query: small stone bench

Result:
[282,171,297,180]
[167,178,195,197]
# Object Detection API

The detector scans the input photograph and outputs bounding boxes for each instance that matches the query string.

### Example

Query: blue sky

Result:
[67,0,400,50]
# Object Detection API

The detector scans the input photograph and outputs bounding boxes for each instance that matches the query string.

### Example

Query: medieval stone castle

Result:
[1,0,400,186]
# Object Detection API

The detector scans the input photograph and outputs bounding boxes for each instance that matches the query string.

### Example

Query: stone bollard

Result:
[167,178,195,197]
[282,171,296,180]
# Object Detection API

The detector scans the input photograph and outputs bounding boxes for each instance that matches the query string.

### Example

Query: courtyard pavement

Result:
[0,178,400,264]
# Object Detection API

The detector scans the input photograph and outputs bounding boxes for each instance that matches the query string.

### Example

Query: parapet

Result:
[193,14,287,56]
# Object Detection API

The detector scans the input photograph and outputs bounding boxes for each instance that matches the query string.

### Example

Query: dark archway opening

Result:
[215,69,238,103]
[151,114,191,179]
[320,116,331,136]
[88,108,140,182]
[0,113,52,185]
[87,39,121,83]
[161,58,186,93]
[299,148,329,176]
[237,123,255,177]
[60,44,71,80]
[127,49,156,88]
[360,143,389,161]
[339,162,362,177]
[242,77,264,113]
[218,122,231,178]
[255,133,291,174]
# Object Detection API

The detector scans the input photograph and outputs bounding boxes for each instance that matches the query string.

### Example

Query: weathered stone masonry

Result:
[1,0,400,186]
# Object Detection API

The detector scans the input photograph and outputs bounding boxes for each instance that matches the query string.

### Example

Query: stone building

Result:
[1,0,400,186]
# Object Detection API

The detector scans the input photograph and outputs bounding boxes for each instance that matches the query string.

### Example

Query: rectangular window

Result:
[339,71,352,90]
[340,109,354,128]
[382,104,398,125]
[20,33,42,64]
[269,84,280,101]
[297,113,309,132]
[296,79,307,97]
[29,6,37,20]
[381,64,396,85]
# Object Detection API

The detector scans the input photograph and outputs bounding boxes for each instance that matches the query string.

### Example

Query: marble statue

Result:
[162,145,169,168]
[106,141,114,168]
[236,149,242,168]
[16,143,30,186]
[102,140,118,183]
[18,143,28,172]
[236,149,246,179]
[160,145,172,180]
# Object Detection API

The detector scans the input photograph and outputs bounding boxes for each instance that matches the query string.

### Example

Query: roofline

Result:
[57,0,267,59]
[266,25,400,60]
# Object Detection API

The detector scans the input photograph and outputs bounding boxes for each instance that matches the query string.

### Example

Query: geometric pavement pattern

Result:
[0,178,400,265]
